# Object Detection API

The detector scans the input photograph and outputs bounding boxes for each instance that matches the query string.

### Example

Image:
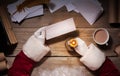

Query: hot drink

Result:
[94,29,107,43]
[93,28,109,45]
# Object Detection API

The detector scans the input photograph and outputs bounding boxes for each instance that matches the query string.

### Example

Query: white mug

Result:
[93,28,109,46]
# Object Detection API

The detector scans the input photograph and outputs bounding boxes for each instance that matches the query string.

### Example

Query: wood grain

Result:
[0,1,17,44]
[9,28,120,56]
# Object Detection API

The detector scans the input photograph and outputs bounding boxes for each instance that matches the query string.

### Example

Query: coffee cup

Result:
[93,28,109,46]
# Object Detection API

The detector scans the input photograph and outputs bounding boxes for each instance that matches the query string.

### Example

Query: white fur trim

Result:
[80,43,105,71]
[74,38,88,56]
[32,66,89,76]
[23,35,50,62]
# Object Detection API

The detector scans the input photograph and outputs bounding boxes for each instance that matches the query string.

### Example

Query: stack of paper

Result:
[7,0,43,23]
[48,0,103,25]
[7,0,103,25]
[71,0,103,25]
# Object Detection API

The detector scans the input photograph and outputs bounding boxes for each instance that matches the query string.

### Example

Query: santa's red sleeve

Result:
[8,51,36,76]
[8,52,120,76]
[97,57,120,76]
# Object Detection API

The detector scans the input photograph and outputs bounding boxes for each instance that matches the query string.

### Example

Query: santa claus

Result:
[8,27,120,76]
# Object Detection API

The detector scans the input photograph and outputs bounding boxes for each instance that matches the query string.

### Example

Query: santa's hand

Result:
[74,38,105,71]
[80,43,105,71]
[74,37,88,56]
[23,26,50,62]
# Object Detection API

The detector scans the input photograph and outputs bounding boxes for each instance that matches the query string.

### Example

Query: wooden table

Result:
[4,0,120,75]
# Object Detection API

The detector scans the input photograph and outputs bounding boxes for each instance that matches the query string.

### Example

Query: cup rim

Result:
[93,28,109,45]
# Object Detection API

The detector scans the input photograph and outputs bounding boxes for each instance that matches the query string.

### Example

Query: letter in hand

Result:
[23,26,50,62]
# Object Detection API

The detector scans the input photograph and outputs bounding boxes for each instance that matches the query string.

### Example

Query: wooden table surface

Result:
[3,0,120,76]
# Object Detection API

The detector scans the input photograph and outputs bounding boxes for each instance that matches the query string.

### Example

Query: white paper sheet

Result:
[65,2,79,13]
[12,8,29,23]
[11,15,17,22]
[73,9,80,13]
[46,18,76,40]
[48,0,66,13]
[7,0,25,15]
[12,5,43,22]
[71,0,103,25]
[26,6,43,19]
[25,5,43,19]
[26,5,43,14]
[65,2,75,12]
[7,0,103,25]
[7,0,43,23]
[7,1,44,23]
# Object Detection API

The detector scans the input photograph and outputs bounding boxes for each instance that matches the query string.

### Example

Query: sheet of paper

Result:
[7,0,103,25]
[65,2,75,12]
[12,8,29,23]
[26,5,43,14]
[71,0,103,25]
[73,9,80,13]
[7,0,44,23]
[46,18,76,40]
[91,0,102,7]
[7,4,17,15]
[7,0,25,15]
[11,16,17,22]
[48,0,66,13]
[9,3,44,23]
[26,6,43,19]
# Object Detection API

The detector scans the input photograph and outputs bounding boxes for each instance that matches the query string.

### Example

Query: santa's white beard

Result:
[32,66,91,76]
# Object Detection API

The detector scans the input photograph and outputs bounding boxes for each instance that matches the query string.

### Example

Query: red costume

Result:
[8,51,120,76]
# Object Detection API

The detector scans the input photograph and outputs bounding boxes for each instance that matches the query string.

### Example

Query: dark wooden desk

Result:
[5,0,120,76]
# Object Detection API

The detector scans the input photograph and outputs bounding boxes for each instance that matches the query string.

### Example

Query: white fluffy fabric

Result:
[23,35,50,62]
[23,26,50,62]
[32,66,91,76]
[80,43,105,71]
[74,38,88,56]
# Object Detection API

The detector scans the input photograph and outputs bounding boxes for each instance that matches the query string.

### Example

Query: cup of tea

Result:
[93,28,109,45]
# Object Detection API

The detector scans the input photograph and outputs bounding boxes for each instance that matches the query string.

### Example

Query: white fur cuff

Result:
[23,35,50,62]
[80,43,105,71]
